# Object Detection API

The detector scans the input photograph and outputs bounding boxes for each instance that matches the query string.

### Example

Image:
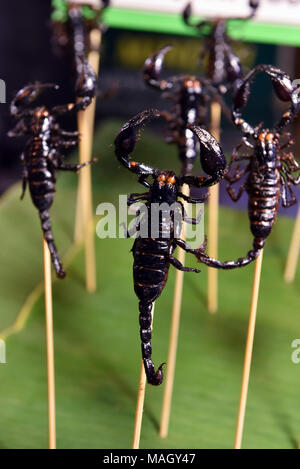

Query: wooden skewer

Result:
[234,249,264,449]
[132,303,155,449]
[207,101,221,314]
[284,205,300,284]
[43,237,56,450]
[159,184,189,438]
[74,28,102,293]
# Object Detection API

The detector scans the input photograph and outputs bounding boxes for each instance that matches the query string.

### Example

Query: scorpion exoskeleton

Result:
[9,79,97,278]
[182,1,260,92]
[114,108,227,385]
[143,46,229,176]
[197,64,300,270]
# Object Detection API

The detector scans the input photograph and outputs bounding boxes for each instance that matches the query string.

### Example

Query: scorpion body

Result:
[143,46,227,176]
[197,64,300,270]
[9,76,97,277]
[115,109,227,385]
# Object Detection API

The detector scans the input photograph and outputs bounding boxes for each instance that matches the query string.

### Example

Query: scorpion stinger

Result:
[143,46,175,91]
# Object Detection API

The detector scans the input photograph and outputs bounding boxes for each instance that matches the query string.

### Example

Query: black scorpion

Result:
[143,46,229,176]
[114,109,227,385]
[197,64,300,270]
[9,67,97,278]
[182,1,260,92]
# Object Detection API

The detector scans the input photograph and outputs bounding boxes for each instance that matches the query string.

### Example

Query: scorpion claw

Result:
[114,109,161,175]
[143,46,173,91]
[11,82,59,116]
[188,126,227,185]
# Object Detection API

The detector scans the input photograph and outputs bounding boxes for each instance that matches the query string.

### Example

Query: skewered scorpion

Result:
[9,70,97,278]
[182,1,260,92]
[51,1,109,105]
[114,109,227,385]
[197,64,300,270]
[144,46,229,176]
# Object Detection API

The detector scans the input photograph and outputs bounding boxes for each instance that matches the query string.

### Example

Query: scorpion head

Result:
[181,77,203,105]
[151,171,178,204]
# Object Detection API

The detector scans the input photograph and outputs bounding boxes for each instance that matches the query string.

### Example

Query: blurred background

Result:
[0,0,299,212]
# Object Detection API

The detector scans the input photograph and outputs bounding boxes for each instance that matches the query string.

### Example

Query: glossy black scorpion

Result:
[182,1,260,92]
[197,64,300,270]
[9,68,97,278]
[114,109,227,385]
[143,46,229,176]
[51,1,109,105]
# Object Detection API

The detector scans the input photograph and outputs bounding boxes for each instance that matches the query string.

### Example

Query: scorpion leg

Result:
[226,182,247,202]
[226,165,249,184]
[127,193,149,205]
[59,130,79,138]
[20,164,28,200]
[168,255,201,273]
[177,192,207,204]
[56,159,97,172]
[178,200,203,225]
[8,119,28,137]
[139,300,165,386]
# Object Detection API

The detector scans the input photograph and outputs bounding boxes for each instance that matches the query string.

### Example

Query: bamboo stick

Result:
[75,28,102,292]
[207,101,222,314]
[284,206,300,284]
[43,237,56,450]
[159,184,189,438]
[234,250,264,449]
[132,303,155,449]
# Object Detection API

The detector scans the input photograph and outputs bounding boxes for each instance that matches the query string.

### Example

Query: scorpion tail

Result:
[197,237,264,270]
[39,209,66,279]
[139,301,165,386]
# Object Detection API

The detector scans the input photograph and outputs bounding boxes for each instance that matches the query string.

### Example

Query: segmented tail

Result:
[198,237,264,270]
[139,301,165,386]
[39,209,66,278]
